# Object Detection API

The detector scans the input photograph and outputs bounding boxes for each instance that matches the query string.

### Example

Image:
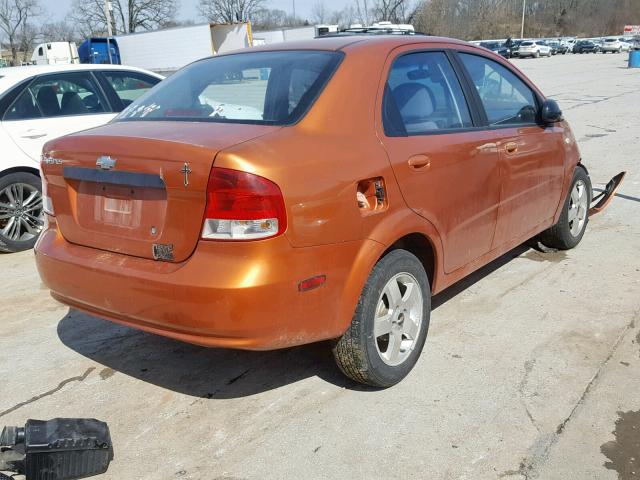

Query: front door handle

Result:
[407,155,431,169]
[505,142,518,154]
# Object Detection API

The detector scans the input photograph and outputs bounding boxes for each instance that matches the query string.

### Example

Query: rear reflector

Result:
[202,168,286,241]
[298,275,327,292]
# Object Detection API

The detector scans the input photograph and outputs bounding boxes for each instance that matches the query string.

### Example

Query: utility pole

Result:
[105,0,113,64]
[520,0,526,39]
[292,0,296,22]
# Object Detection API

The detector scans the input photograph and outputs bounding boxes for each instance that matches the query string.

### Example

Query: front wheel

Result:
[333,250,431,387]
[0,172,45,253]
[540,167,591,250]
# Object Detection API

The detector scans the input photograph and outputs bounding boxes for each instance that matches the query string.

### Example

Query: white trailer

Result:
[115,23,253,75]
[252,25,339,45]
[31,42,80,65]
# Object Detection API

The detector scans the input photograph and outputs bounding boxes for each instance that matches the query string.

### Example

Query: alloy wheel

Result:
[568,179,588,237]
[374,272,424,366]
[0,182,44,242]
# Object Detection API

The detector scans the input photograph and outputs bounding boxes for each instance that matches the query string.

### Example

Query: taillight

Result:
[201,167,286,241]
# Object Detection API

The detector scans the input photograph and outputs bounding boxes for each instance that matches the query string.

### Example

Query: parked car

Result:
[548,40,568,54]
[518,40,552,57]
[36,35,599,387]
[592,38,604,52]
[573,40,598,53]
[0,64,162,252]
[618,38,632,51]
[510,40,523,57]
[539,40,557,55]
[601,37,623,53]
[480,41,511,58]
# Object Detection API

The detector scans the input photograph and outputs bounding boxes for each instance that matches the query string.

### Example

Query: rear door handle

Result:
[20,129,47,139]
[407,155,431,169]
[505,142,518,154]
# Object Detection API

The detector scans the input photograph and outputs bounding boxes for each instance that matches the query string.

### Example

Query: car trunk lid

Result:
[42,121,278,262]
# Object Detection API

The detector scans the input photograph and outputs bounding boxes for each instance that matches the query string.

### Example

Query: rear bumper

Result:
[35,221,383,350]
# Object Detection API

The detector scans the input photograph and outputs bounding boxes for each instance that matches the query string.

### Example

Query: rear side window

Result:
[102,71,160,111]
[116,50,343,125]
[383,51,473,135]
[459,53,538,126]
[4,72,107,120]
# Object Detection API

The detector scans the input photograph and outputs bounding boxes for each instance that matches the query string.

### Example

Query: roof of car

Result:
[243,35,474,54]
[0,63,162,92]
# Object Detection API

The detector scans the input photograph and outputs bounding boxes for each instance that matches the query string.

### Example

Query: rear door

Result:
[379,48,502,273]
[1,71,115,161]
[456,52,564,248]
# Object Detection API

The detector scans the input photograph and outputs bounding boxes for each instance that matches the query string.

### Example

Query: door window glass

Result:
[459,53,538,126]
[102,71,160,110]
[383,51,473,135]
[4,72,107,121]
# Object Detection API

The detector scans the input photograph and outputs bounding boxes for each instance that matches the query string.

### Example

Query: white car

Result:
[0,64,163,252]
[617,38,632,52]
[517,40,552,58]
[601,37,623,53]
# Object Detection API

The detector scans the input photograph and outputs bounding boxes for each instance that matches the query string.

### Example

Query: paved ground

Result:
[2,52,639,480]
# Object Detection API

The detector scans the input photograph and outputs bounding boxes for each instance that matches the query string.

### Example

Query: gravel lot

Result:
[2,52,639,480]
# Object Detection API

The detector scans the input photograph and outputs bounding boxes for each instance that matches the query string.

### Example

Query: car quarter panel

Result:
[213,41,397,248]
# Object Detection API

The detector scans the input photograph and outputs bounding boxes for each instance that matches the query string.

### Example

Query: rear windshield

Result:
[605,39,616,42]
[116,50,343,125]
[521,41,533,46]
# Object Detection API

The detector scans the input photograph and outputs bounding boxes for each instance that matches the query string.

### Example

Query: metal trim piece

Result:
[63,166,165,189]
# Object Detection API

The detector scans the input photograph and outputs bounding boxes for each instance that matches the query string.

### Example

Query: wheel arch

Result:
[0,165,41,180]
[381,233,437,291]
[335,217,444,336]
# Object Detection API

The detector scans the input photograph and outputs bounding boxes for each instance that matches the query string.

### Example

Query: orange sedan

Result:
[35,35,610,386]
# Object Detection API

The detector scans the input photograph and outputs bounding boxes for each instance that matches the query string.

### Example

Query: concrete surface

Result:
[1,52,639,480]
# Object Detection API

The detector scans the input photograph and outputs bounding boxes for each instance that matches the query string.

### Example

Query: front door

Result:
[456,52,565,247]
[379,49,502,273]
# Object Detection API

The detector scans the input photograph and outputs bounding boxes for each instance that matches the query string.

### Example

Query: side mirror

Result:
[541,99,563,123]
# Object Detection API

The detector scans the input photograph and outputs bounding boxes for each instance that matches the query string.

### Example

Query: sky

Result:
[52,0,353,22]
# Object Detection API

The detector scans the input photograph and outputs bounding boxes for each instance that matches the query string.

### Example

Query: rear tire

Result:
[0,172,44,253]
[540,167,591,250]
[333,250,431,387]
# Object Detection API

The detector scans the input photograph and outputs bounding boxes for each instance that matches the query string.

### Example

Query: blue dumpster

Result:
[629,50,640,68]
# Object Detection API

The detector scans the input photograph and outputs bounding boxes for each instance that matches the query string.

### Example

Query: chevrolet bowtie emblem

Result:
[180,162,192,187]
[96,156,116,170]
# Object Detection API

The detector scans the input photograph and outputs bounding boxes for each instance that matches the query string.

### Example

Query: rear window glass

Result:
[116,50,342,125]
[521,41,534,46]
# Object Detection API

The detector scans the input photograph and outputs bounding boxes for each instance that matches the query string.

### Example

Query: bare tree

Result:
[414,0,640,40]
[70,0,178,36]
[40,20,80,43]
[329,5,357,28]
[0,0,39,65]
[374,0,410,22]
[311,1,328,24]
[199,0,264,23]
[352,0,373,25]
[251,7,287,29]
